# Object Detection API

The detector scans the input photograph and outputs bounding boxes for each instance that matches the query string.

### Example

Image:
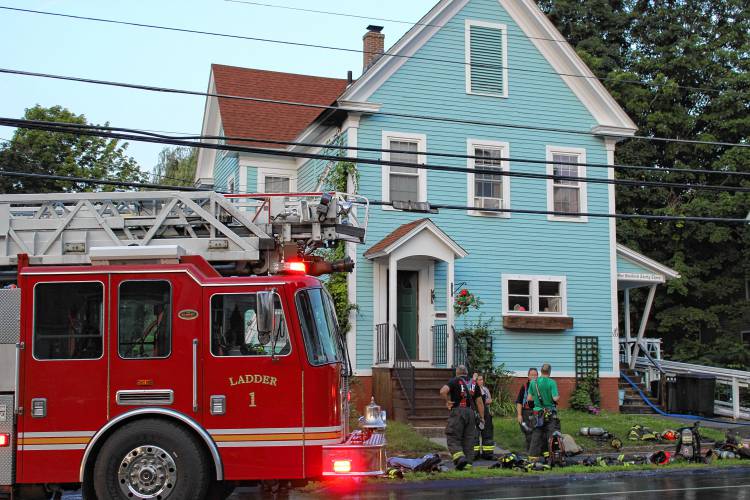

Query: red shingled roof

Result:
[211,64,349,148]
[364,219,431,258]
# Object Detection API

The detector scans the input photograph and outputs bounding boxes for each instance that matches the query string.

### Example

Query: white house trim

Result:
[499,0,637,135]
[502,274,568,317]
[364,219,468,261]
[466,139,510,217]
[606,138,619,376]
[464,19,509,98]
[195,72,221,187]
[546,145,588,222]
[339,0,637,135]
[616,245,681,280]
[381,131,428,210]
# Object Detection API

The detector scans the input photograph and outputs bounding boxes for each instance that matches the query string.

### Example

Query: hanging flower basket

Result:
[454,288,482,316]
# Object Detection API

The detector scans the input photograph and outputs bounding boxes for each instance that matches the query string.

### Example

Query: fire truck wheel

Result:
[92,419,212,500]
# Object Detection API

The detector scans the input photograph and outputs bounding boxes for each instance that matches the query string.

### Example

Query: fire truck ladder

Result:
[0,191,369,269]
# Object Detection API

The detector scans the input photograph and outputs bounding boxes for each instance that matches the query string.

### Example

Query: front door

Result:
[397,271,418,359]
[201,286,303,480]
[108,274,201,422]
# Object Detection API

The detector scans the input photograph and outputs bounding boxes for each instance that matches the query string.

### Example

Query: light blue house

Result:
[195,0,678,419]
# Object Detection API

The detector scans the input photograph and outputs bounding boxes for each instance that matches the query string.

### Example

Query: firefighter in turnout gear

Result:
[440,365,485,470]
[473,373,495,460]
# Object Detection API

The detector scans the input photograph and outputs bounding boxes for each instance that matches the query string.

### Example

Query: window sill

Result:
[547,215,589,223]
[468,210,510,218]
[503,315,573,331]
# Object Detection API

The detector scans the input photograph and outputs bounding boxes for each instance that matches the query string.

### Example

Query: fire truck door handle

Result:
[192,339,198,412]
[14,342,24,415]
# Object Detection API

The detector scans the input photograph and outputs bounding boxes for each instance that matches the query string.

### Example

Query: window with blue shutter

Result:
[466,21,507,97]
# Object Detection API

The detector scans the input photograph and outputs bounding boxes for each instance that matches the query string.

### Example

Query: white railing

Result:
[633,356,750,420]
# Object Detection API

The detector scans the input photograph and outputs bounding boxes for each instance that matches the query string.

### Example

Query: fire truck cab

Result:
[0,191,385,499]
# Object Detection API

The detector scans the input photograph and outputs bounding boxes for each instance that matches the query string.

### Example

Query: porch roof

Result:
[364,219,468,260]
[617,244,680,290]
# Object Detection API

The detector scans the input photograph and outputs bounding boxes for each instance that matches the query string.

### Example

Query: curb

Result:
[313,464,750,494]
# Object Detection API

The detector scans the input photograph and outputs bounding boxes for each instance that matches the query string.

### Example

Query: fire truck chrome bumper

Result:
[321,433,386,476]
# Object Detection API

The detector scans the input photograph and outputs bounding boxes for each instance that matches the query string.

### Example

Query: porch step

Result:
[406,415,450,427]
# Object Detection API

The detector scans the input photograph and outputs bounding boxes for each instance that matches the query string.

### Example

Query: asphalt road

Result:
[228,469,750,499]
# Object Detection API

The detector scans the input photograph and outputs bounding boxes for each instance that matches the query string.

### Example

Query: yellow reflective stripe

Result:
[482,446,495,451]
[473,446,481,451]
[452,451,465,460]
[18,437,91,445]
[211,431,340,442]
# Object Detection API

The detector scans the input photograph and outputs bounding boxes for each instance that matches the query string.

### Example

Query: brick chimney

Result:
[363,25,385,71]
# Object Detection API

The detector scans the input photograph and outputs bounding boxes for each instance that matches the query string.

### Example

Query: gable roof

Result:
[364,218,468,259]
[340,0,637,136]
[211,64,349,148]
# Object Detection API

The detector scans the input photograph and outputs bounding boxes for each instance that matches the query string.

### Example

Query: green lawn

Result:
[386,421,446,455]
[493,410,726,453]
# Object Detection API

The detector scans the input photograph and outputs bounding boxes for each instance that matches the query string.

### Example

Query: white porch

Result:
[364,219,467,368]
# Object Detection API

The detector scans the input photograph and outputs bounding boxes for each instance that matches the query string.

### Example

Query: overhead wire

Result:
[3,118,749,196]
[0,167,746,224]
[0,4,744,97]
[2,67,749,149]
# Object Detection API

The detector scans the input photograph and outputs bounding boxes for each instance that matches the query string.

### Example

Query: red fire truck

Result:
[0,191,385,499]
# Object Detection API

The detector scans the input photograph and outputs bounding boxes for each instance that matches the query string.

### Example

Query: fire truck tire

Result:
[92,419,212,500]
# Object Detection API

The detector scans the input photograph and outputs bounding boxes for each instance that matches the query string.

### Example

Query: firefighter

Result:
[515,367,538,452]
[527,363,560,458]
[440,364,484,470]
[472,373,495,460]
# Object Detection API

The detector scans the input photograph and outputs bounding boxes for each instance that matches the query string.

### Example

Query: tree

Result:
[0,105,146,193]
[152,146,198,187]
[538,0,750,367]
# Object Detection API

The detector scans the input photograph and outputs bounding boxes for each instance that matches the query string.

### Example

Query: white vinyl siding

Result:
[503,275,568,316]
[546,146,588,222]
[465,20,508,97]
[466,139,510,217]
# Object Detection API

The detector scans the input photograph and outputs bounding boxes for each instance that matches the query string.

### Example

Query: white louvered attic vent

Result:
[467,22,507,97]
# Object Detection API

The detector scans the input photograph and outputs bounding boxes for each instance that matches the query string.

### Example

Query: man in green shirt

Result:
[527,363,560,456]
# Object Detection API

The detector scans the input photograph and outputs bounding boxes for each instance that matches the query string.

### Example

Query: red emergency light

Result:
[288,261,307,273]
[0,433,9,447]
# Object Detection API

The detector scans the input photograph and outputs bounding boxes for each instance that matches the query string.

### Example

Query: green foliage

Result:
[0,105,146,193]
[453,288,483,316]
[538,0,750,367]
[152,146,197,186]
[318,157,359,335]
[569,377,600,411]
[456,318,515,416]
[385,421,446,456]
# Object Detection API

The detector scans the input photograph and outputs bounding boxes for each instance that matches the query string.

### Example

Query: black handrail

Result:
[432,323,448,367]
[393,324,416,415]
[451,326,470,374]
[375,323,389,364]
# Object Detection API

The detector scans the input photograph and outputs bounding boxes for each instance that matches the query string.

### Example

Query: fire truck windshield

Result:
[296,288,343,366]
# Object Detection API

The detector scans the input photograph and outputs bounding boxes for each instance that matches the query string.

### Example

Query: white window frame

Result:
[381,131,427,210]
[465,19,509,98]
[466,139,510,217]
[502,274,568,317]
[257,167,297,194]
[546,146,588,222]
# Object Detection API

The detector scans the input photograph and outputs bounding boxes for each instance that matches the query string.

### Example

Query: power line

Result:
[0,4,742,97]
[2,67,749,149]
[221,0,746,97]
[0,167,745,224]
[3,118,749,195]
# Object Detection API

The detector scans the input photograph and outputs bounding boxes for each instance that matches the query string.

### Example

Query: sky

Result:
[0,0,437,172]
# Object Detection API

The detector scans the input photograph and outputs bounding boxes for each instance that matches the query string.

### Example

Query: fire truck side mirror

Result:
[256,292,275,336]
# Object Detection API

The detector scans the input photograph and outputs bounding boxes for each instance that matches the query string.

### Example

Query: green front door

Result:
[397,270,418,359]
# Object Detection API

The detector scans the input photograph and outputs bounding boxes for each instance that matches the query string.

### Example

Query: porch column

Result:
[388,254,398,367]
[624,288,631,365]
[446,259,455,367]
[630,284,657,369]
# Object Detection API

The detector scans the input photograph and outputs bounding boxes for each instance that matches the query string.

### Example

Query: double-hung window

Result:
[503,275,567,316]
[382,132,427,207]
[467,139,510,215]
[465,20,508,97]
[264,176,290,193]
[547,146,587,221]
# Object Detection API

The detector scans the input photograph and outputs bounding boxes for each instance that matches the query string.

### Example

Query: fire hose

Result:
[620,371,750,426]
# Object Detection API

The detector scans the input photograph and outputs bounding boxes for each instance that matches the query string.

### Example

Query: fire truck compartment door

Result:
[108,275,201,422]
[201,286,303,480]
[19,275,110,484]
